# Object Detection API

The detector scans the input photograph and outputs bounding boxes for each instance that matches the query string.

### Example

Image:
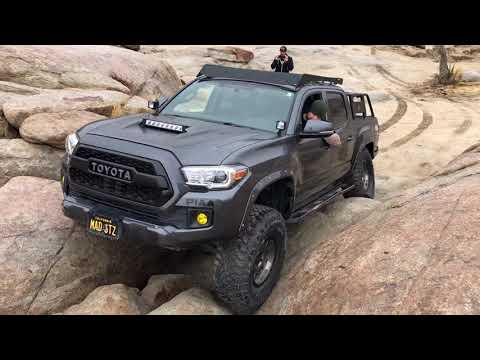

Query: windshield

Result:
[161,79,295,133]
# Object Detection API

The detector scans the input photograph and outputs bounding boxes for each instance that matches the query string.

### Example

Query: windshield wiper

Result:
[163,113,204,121]
[221,122,264,132]
[164,113,268,132]
[221,122,241,127]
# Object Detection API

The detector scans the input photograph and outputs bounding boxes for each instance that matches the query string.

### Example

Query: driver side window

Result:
[299,92,324,132]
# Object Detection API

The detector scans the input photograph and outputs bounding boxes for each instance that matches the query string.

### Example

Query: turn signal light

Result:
[233,168,248,181]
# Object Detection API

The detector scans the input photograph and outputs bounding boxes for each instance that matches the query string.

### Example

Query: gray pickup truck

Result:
[61,64,379,314]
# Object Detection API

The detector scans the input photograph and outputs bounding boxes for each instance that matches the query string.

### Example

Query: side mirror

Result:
[148,96,169,112]
[300,120,335,138]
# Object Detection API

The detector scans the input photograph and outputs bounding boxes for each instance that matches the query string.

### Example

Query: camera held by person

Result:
[271,46,294,73]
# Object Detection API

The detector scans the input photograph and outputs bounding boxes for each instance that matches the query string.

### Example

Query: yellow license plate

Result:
[88,215,120,240]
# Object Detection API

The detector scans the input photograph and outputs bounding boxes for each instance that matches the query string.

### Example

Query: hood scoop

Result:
[140,118,189,133]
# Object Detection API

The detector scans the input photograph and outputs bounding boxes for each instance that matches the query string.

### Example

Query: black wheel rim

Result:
[361,160,370,190]
[252,236,277,287]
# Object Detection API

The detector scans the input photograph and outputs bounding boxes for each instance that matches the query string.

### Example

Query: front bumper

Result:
[63,196,220,250]
[62,180,252,251]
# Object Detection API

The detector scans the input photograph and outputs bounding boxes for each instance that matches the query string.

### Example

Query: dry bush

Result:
[450,64,463,83]
[434,63,463,85]
[110,103,126,117]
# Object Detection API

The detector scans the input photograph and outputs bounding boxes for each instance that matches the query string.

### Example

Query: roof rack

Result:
[197,64,343,90]
[296,74,343,86]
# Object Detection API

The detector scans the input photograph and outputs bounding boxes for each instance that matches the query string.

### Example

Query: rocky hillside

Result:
[259,142,480,314]
[0,45,181,186]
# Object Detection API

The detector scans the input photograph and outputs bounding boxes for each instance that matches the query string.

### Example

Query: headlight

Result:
[65,133,79,156]
[181,165,249,190]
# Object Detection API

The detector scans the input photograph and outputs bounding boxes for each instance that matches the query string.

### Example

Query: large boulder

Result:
[62,284,150,315]
[123,96,150,115]
[148,288,231,315]
[0,176,167,314]
[140,274,193,310]
[259,143,480,314]
[0,45,182,98]
[2,89,129,129]
[0,138,64,186]
[19,110,106,148]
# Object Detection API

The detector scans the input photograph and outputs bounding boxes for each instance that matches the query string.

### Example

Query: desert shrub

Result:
[110,103,125,117]
[435,63,463,85]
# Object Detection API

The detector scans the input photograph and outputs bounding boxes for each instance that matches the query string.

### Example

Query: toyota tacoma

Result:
[61,64,379,314]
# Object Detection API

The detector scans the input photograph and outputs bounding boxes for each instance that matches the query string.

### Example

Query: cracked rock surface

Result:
[0,176,167,314]
[259,143,480,314]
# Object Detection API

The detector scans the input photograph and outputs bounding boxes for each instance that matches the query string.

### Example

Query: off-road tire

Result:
[344,148,375,198]
[213,205,287,315]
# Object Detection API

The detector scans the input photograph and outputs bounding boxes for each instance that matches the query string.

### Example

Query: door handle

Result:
[347,136,353,142]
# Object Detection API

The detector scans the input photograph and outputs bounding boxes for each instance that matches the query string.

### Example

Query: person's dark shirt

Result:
[271,56,294,73]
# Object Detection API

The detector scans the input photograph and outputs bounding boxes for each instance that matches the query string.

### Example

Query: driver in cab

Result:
[304,100,342,147]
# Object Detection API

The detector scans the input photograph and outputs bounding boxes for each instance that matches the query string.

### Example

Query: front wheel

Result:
[344,148,375,198]
[213,205,287,315]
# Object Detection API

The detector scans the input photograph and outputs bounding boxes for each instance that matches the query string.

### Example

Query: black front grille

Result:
[75,147,156,175]
[70,168,172,207]
[70,190,187,228]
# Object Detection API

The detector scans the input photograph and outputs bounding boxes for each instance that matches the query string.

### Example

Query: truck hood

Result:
[81,113,276,165]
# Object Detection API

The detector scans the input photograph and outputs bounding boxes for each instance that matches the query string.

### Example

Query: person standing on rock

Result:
[271,46,294,73]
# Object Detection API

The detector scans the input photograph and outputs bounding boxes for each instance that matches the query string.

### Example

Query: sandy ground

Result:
[151,45,480,200]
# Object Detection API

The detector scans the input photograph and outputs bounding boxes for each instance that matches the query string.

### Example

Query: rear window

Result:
[351,95,372,117]
[326,92,348,128]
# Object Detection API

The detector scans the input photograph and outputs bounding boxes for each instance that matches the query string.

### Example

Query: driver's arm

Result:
[324,128,342,147]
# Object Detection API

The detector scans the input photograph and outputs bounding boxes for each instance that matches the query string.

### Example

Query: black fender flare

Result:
[351,126,374,169]
[238,169,295,232]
